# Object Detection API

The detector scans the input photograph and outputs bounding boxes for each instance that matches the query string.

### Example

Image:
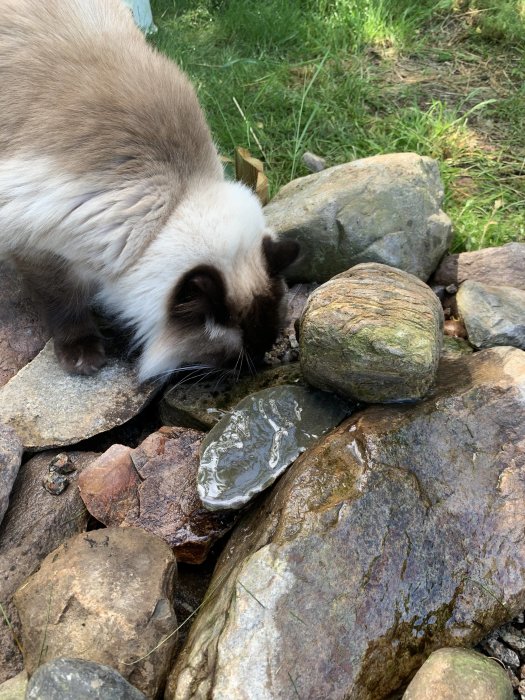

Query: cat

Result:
[0,0,299,381]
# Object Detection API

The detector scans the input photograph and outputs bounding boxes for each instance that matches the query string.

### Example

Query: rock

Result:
[499,626,525,655]
[166,347,525,700]
[0,671,27,700]
[0,261,48,388]
[0,450,94,683]
[161,362,303,431]
[302,151,327,172]
[433,242,525,290]
[441,336,473,357]
[79,428,236,564]
[457,280,525,350]
[402,648,514,700]
[0,424,23,526]
[198,384,350,511]
[300,263,444,402]
[26,658,146,700]
[264,283,317,366]
[0,341,158,450]
[479,637,521,673]
[14,528,177,698]
[264,152,452,283]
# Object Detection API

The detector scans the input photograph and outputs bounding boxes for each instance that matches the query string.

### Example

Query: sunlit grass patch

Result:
[150,0,524,251]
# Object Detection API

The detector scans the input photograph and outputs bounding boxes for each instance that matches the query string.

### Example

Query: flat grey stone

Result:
[265,153,452,283]
[0,341,157,450]
[0,424,22,526]
[457,280,525,349]
[198,385,350,510]
[26,658,146,699]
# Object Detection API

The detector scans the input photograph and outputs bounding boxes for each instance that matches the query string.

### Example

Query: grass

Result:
[150,0,525,252]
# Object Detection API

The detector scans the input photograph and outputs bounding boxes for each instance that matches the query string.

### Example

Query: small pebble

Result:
[302,151,326,173]
[42,472,69,495]
[48,452,76,475]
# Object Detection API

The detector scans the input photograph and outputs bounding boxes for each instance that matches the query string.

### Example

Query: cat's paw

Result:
[54,336,106,376]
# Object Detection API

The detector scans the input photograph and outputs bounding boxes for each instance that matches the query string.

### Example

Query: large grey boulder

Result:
[300,263,443,402]
[457,280,525,350]
[264,152,452,283]
[0,341,157,450]
[166,347,525,700]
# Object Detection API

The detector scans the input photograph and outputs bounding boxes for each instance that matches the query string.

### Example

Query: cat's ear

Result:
[170,265,228,325]
[262,236,300,276]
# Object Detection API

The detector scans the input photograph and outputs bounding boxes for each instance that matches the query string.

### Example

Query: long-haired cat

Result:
[0,0,299,381]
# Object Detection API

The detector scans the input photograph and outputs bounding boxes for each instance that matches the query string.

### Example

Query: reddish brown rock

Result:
[78,444,139,524]
[79,427,237,563]
[0,450,95,684]
[0,262,48,388]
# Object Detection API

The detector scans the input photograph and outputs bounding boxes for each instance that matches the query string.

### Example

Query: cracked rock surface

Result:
[167,347,525,700]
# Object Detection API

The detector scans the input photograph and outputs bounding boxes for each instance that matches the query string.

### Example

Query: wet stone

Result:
[198,384,350,511]
[26,658,146,700]
[161,362,303,431]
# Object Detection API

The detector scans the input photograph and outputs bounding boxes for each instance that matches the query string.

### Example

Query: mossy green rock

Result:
[167,347,525,700]
[403,648,514,700]
[300,263,443,402]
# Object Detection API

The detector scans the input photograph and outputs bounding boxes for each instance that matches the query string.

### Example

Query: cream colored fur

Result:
[0,0,277,380]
